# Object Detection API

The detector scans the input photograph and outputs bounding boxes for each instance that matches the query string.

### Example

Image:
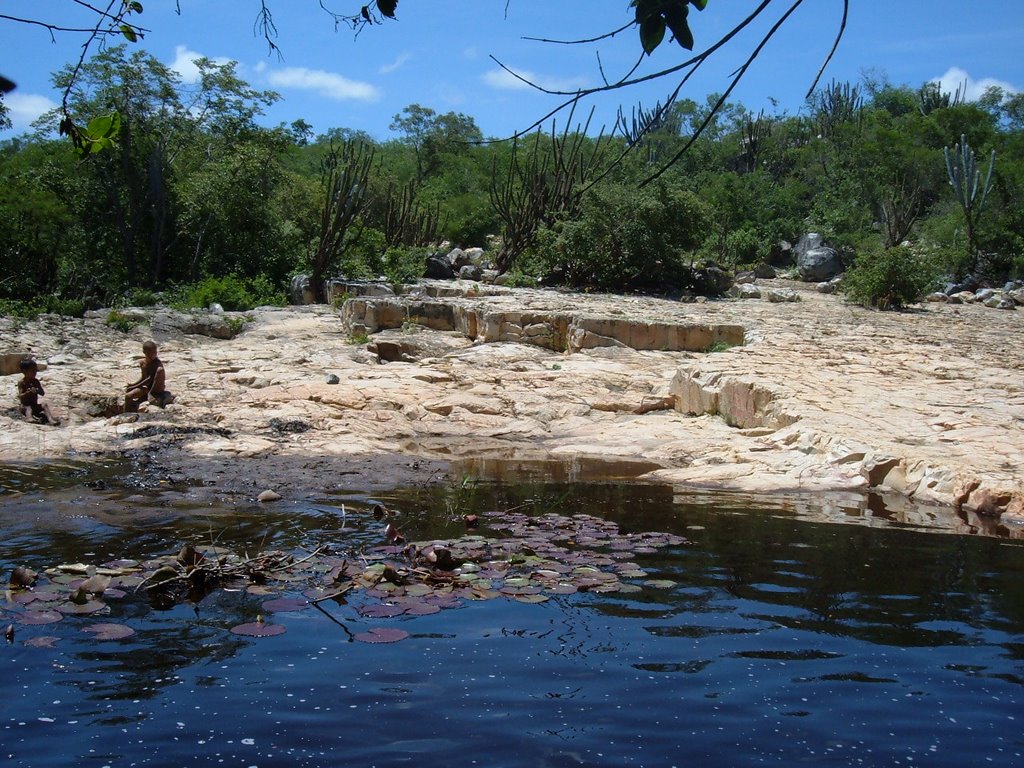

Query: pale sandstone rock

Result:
[1,279,1021,529]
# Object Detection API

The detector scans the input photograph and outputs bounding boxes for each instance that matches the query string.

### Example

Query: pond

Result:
[1,458,1022,768]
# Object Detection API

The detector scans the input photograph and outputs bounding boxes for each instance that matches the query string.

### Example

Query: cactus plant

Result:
[944,134,995,276]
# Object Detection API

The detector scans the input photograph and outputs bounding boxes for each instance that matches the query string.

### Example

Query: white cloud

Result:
[482,68,588,93]
[379,53,411,75]
[3,92,58,133]
[933,67,1019,101]
[265,67,380,102]
[170,45,233,83]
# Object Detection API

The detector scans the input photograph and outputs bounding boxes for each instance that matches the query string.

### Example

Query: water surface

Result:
[1,461,1022,767]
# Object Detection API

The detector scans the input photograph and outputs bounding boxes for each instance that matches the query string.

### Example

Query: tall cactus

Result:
[944,133,995,275]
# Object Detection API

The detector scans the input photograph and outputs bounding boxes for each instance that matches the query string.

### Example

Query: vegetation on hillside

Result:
[2,46,1023,313]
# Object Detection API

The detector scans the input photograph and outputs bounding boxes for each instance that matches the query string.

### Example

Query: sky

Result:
[1,1,1023,142]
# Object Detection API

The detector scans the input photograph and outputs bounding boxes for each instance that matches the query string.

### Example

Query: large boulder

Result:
[424,254,455,280]
[795,233,843,282]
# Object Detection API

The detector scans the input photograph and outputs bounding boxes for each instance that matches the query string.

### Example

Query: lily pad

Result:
[261,597,309,613]
[402,602,441,616]
[56,599,107,615]
[24,636,59,648]
[354,627,409,644]
[82,623,136,641]
[358,603,405,618]
[230,622,287,637]
[17,610,63,625]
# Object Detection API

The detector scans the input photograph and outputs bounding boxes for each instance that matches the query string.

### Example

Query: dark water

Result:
[1,460,1022,768]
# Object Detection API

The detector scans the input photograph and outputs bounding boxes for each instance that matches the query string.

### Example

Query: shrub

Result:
[533,182,710,292]
[841,244,938,310]
[382,246,430,285]
[0,296,86,318]
[168,275,286,312]
[106,310,139,332]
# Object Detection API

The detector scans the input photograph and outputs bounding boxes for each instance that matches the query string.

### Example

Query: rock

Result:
[729,283,762,299]
[480,269,500,284]
[458,265,483,281]
[696,265,734,296]
[290,274,316,305]
[945,294,963,305]
[816,280,837,294]
[976,288,997,302]
[1009,289,1024,306]
[753,263,777,279]
[326,374,340,385]
[424,255,455,280]
[463,247,486,266]
[769,240,793,267]
[209,303,224,314]
[735,271,756,284]
[996,299,1016,310]
[257,490,282,503]
[925,292,948,303]
[797,243,843,282]
[945,275,979,295]
[764,288,800,303]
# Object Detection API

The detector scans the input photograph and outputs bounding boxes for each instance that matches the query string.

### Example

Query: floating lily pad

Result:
[24,636,59,648]
[354,627,409,644]
[261,597,309,613]
[82,623,136,641]
[515,594,549,604]
[402,602,441,616]
[230,622,287,637]
[358,603,405,618]
[17,610,63,626]
[56,600,107,615]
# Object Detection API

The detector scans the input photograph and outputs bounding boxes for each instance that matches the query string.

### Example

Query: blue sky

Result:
[2,1,1023,141]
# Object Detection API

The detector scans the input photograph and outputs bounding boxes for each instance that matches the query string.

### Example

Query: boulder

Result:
[735,271,756,284]
[424,254,455,280]
[289,274,316,305]
[769,240,794,267]
[753,263,777,279]
[729,283,761,299]
[925,292,948,303]
[458,264,484,281]
[795,233,843,282]
[764,288,800,303]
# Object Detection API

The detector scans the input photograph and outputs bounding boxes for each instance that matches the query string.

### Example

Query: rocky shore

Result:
[2,279,1022,536]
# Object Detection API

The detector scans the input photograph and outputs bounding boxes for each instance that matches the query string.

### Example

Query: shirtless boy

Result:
[18,358,60,425]
[125,340,174,412]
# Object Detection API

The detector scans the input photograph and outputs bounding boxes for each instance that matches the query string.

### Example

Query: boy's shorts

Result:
[148,391,175,408]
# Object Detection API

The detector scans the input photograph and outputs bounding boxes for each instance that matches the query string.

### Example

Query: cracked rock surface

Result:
[2,279,1021,535]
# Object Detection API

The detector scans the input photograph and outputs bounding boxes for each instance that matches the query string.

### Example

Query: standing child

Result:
[18,358,60,425]
[125,340,174,412]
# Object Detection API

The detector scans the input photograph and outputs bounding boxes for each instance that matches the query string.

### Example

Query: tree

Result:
[944,133,996,276]
[3,1,849,175]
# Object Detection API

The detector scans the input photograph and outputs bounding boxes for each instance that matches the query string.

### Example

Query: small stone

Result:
[325,373,340,385]
[258,490,282,503]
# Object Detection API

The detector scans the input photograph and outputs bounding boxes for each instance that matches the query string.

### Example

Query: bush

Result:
[841,245,938,310]
[382,246,430,285]
[533,182,710,292]
[0,296,86,318]
[168,275,286,311]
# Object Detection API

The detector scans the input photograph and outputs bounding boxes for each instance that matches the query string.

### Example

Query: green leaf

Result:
[128,1,144,13]
[639,16,666,55]
[664,5,694,50]
[376,0,398,18]
[119,24,137,43]
[690,0,708,10]
[87,112,121,141]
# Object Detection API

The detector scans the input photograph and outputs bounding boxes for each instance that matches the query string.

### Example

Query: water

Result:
[1,460,1022,767]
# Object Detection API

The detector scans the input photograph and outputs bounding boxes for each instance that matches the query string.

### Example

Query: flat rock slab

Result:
[1,281,1021,535]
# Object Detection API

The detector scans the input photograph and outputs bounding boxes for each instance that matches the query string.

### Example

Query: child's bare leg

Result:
[125,388,146,413]
[42,403,60,426]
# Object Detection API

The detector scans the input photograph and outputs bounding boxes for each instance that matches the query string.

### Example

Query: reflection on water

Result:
[0,459,1022,768]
